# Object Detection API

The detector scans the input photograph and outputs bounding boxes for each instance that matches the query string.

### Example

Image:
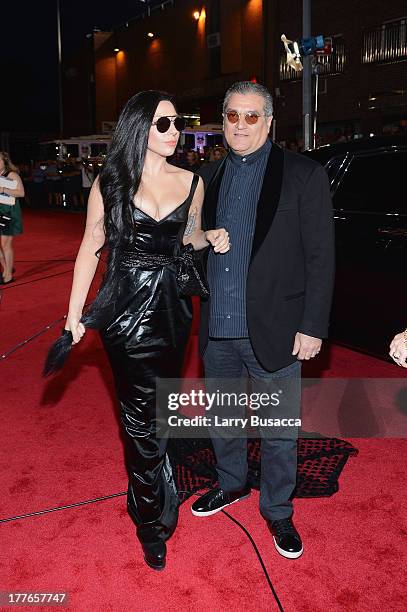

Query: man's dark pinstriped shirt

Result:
[207,138,271,338]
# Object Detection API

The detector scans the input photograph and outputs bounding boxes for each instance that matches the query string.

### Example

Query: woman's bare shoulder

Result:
[166,164,195,183]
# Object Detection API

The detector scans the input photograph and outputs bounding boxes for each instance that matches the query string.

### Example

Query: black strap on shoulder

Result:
[189,173,200,201]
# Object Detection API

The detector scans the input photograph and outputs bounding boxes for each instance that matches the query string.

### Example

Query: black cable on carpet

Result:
[221,508,285,611]
[0,490,285,610]
[0,492,127,524]
[0,268,74,290]
[0,306,90,360]
[1,315,67,360]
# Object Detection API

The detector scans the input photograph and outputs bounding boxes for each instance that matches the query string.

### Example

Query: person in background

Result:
[333,128,347,143]
[45,160,62,207]
[167,148,187,169]
[287,140,300,152]
[212,146,227,161]
[61,159,82,210]
[31,161,47,207]
[202,146,212,164]
[185,149,201,172]
[0,151,24,284]
[19,163,32,206]
[79,159,94,209]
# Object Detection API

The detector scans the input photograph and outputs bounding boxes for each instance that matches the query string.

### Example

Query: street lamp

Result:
[56,0,63,136]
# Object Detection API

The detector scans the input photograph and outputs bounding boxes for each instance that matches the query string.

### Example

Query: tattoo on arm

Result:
[184,208,197,237]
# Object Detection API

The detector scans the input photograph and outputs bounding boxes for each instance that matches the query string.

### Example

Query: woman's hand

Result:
[205,228,230,253]
[65,313,86,344]
[0,189,16,204]
[389,330,407,368]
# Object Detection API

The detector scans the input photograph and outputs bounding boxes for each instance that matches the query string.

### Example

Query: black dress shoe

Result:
[267,517,303,559]
[191,486,251,517]
[141,541,167,571]
[0,277,14,285]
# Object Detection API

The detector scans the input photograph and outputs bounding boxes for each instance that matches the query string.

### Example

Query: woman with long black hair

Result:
[61,91,229,570]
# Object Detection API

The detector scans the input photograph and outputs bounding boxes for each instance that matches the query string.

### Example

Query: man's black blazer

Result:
[197,142,335,372]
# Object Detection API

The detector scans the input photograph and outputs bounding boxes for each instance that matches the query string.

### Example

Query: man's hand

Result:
[389,330,407,368]
[292,332,322,360]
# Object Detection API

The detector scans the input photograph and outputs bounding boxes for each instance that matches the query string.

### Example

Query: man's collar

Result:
[228,138,272,166]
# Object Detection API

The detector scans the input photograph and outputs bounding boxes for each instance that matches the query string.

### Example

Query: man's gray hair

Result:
[223,81,273,116]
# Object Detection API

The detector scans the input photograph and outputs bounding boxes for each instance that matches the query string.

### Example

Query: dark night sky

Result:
[1,0,151,135]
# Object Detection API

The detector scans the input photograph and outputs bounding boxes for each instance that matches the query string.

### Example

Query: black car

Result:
[304,134,407,360]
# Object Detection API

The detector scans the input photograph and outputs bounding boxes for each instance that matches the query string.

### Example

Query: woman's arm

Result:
[2,171,25,198]
[182,177,208,250]
[183,176,229,253]
[65,178,105,342]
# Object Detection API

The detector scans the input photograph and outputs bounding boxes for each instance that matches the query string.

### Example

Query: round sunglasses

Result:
[224,110,267,125]
[152,115,186,133]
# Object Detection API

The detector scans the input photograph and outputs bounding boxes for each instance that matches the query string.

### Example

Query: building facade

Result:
[62,0,407,145]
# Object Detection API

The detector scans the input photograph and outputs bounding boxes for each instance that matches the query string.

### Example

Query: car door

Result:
[330,148,407,357]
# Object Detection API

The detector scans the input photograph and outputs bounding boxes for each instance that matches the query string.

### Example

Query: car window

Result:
[334,151,407,213]
[325,155,346,184]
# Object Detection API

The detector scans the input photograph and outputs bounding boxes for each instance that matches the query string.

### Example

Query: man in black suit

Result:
[191,81,335,559]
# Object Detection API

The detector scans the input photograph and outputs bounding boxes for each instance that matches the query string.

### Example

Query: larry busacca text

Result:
[167,414,301,428]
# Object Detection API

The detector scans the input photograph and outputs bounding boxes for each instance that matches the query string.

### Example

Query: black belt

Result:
[119,245,209,297]
[120,251,177,269]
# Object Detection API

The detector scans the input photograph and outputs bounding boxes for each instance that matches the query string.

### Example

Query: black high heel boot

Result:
[141,541,167,571]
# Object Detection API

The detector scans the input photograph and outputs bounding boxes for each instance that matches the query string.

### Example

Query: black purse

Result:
[176,243,210,298]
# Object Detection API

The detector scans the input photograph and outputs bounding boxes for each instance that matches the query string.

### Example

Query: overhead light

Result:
[147,32,154,38]
[114,48,120,52]
[193,10,200,20]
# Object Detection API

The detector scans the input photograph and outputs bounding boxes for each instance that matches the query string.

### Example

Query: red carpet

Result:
[1,210,406,611]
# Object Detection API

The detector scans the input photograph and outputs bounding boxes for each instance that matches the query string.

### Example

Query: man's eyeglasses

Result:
[223,110,267,125]
[152,116,186,133]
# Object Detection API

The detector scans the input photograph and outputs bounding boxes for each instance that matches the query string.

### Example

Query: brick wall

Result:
[62,0,407,139]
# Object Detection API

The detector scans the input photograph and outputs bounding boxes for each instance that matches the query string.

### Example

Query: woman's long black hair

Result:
[43,90,177,374]
[83,90,176,327]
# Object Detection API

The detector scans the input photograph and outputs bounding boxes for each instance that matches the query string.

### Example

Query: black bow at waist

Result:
[119,244,209,297]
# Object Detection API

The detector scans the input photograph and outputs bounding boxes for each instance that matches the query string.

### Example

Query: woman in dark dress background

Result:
[63,91,229,570]
[0,151,25,284]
